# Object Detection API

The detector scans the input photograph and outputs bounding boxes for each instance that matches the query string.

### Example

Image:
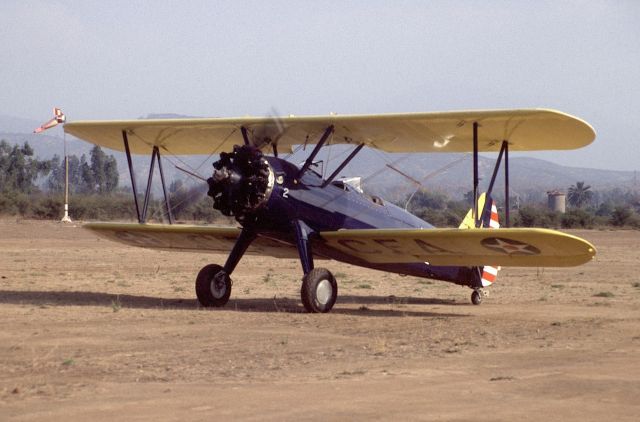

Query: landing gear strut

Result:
[195,227,256,308]
[193,208,341,311]
[294,220,339,313]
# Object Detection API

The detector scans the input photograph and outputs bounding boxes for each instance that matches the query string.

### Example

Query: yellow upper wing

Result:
[64,109,595,155]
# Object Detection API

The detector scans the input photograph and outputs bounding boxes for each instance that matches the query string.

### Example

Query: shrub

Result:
[515,206,561,228]
[610,206,633,227]
[561,209,594,229]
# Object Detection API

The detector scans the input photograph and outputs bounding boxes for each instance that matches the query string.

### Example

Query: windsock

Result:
[34,108,66,133]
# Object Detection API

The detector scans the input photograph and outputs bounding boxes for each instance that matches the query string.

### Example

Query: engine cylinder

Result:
[207,145,274,224]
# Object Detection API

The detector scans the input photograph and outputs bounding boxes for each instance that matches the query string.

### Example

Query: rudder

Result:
[459,193,500,287]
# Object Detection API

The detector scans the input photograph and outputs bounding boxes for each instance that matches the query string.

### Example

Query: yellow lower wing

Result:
[83,222,299,259]
[320,228,595,267]
[85,223,596,268]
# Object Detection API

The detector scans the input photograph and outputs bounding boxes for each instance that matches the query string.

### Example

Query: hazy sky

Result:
[1,0,639,170]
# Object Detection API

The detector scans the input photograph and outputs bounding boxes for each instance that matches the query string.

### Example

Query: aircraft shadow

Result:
[0,290,468,319]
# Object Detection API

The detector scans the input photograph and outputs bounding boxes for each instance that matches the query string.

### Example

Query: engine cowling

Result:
[207,144,274,224]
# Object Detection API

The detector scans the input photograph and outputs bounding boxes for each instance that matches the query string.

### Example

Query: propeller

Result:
[241,107,288,153]
[206,110,288,225]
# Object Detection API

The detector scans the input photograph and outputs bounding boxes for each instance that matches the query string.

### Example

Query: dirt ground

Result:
[0,218,639,421]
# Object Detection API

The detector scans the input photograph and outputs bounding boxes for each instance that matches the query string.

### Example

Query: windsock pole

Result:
[34,108,71,222]
[60,129,72,223]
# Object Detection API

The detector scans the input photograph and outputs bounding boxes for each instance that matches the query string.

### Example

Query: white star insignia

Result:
[482,237,540,256]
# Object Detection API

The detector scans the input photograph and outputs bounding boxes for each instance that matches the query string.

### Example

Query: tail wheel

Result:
[195,264,232,307]
[301,268,338,313]
[471,289,483,305]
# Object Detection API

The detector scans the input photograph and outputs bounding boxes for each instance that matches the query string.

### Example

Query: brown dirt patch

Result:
[1,219,639,420]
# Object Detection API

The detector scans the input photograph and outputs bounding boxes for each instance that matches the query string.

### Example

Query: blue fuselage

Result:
[254,157,479,288]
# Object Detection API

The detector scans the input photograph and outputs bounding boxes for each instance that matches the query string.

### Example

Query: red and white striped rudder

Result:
[481,199,500,287]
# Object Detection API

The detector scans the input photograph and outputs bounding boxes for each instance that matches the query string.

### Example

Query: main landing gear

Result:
[194,220,339,313]
[294,220,338,313]
[195,264,232,307]
[195,228,255,309]
[301,268,338,313]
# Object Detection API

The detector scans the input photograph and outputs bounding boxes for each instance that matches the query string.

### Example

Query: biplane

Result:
[64,109,596,312]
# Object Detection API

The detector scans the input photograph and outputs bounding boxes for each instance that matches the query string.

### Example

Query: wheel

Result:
[195,264,232,307]
[471,289,483,305]
[300,268,338,313]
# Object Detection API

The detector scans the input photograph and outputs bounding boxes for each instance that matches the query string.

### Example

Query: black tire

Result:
[195,264,231,307]
[300,268,338,313]
[471,289,483,305]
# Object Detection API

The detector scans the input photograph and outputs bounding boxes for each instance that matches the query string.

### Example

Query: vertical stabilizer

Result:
[480,198,500,286]
[458,193,487,230]
[459,193,500,287]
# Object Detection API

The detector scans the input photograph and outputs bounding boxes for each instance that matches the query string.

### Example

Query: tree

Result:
[567,181,593,208]
[68,155,82,191]
[463,190,475,206]
[46,155,64,192]
[517,206,541,227]
[402,190,469,227]
[0,140,51,194]
[79,154,95,193]
[47,154,86,194]
[595,201,615,217]
[89,146,118,193]
[70,147,119,194]
[103,155,119,193]
[406,189,447,211]
[90,145,107,192]
[515,206,560,228]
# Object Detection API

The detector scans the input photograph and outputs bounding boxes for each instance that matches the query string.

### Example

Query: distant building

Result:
[547,190,566,213]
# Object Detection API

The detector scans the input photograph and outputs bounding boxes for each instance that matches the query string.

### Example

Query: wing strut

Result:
[485,141,507,198]
[481,140,510,226]
[473,122,479,227]
[156,147,174,224]
[321,142,365,188]
[298,125,334,178]
[470,123,511,228]
[121,131,174,224]
[122,130,141,222]
[505,142,510,227]
[141,148,157,222]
